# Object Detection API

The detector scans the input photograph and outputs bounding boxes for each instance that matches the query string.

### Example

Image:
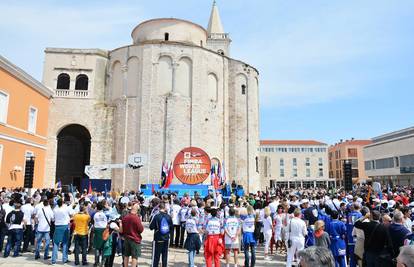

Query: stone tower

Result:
[206,1,231,56]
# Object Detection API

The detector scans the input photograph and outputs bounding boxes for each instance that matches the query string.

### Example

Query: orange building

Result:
[0,55,53,188]
[328,139,372,186]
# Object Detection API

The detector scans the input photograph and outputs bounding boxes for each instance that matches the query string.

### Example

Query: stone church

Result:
[42,2,261,192]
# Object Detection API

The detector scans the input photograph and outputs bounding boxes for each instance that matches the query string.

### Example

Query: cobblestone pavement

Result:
[0,223,288,267]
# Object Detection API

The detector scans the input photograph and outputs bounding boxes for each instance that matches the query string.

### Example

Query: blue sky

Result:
[1,0,413,144]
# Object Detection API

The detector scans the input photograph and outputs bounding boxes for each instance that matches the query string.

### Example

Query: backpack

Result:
[159,216,170,235]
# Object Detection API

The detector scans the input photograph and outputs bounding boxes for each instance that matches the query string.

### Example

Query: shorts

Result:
[123,238,142,259]
[225,243,240,250]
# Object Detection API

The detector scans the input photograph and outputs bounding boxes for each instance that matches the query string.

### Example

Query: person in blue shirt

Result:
[345,203,362,267]
[328,210,347,267]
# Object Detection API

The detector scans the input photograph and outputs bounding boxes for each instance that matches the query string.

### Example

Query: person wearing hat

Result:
[203,206,224,267]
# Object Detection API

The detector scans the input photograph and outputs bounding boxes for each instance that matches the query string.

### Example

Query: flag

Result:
[211,165,220,190]
[160,162,168,188]
[220,161,226,185]
[165,162,174,188]
[55,180,62,190]
[88,181,92,195]
[151,183,155,193]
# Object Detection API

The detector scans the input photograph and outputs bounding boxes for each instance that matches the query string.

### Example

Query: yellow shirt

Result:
[73,213,90,235]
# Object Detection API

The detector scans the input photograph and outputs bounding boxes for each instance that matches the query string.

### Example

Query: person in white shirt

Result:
[286,208,307,267]
[35,199,54,260]
[402,207,413,233]
[93,202,108,267]
[224,207,241,267]
[169,199,181,247]
[21,198,35,252]
[262,207,273,260]
[52,198,73,264]
[268,197,280,217]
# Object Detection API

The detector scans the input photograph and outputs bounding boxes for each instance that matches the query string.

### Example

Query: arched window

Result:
[164,32,169,41]
[241,84,246,95]
[75,74,88,90]
[56,73,70,89]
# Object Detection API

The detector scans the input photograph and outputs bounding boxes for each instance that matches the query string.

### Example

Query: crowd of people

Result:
[1,182,414,267]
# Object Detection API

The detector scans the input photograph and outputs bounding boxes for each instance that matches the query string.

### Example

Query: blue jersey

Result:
[329,219,347,257]
[346,211,362,244]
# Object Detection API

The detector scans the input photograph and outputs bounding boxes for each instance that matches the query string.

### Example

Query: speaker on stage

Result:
[343,160,353,191]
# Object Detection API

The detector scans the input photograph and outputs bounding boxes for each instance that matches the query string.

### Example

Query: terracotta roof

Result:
[329,140,372,147]
[260,140,327,146]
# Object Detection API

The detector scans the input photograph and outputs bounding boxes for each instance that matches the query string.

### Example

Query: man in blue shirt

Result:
[346,203,362,267]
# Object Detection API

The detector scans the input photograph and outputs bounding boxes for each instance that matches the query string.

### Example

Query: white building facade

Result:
[364,127,414,185]
[42,3,261,192]
[259,140,334,189]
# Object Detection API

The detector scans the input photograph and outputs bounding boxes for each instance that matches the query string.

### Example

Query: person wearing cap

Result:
[345,202,362,267]
[327,210,346,267]
[3,199,25,258]
[203,206,224,267]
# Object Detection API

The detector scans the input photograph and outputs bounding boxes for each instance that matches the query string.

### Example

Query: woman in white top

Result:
[262,207,273,260]
[52,198,73,264]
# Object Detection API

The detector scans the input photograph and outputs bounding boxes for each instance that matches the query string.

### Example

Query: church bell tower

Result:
[206,1,231,56]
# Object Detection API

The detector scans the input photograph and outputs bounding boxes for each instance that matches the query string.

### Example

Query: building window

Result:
[75,74,88,90]
[364,161,371,171]
[241,84,246,95]
[395,157,399,167]
[306,168,310,177]
[352,169,359,178]
[375,157,394,169]
[56,73,70,89]
[305,158,310,167]
[28,107,37,133]
[0,91,9,123]
[318,157,323,166]
[371,160,375,169]
[348,148,358,157]
[280,158,284,167]
[164,32,169,41]
[280,169,284,177]
[350,159,358,168]
[319,168,323,177]
[255,156,259,173]
[293,158,297,167]
[293,168,298,177]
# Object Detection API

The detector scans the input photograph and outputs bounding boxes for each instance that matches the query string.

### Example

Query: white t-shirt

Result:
[179,207,189,223]
[287,217,307,240]
[404,218,413,232]
[269,201,279,214]
[242,215,255,233]
[185,217,199,234]
[21,203,34,226]
[2,203,14,219]
[224,216,240,244]
[205,217,222,235]
[170,204,181,225]
[53,205,73,226]
[263,216,273,235]
[94,211,107,228]
[36,206,54,232]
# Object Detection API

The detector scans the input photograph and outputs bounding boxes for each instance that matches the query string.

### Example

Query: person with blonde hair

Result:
[286,208,307,267]
[314,220,330,249]
[262,206,273,260]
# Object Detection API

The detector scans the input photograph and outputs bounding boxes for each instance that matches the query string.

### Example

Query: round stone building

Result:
[42,2,261,192]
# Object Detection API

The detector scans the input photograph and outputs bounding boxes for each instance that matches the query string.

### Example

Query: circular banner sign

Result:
[173,147,211,185]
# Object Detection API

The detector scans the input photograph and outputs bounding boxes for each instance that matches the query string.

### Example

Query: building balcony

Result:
[208,33,229,39]
[55,89,90,98]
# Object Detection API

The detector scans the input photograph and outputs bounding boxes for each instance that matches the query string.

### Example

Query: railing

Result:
[55,89,89,98]
[208,33,229,39]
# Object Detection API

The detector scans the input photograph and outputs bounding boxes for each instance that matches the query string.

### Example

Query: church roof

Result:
[207,1,225,34]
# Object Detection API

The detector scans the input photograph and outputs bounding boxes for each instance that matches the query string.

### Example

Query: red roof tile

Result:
[329,140,372,147]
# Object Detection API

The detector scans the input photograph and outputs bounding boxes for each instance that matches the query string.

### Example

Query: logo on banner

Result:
[173,147,211,185]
